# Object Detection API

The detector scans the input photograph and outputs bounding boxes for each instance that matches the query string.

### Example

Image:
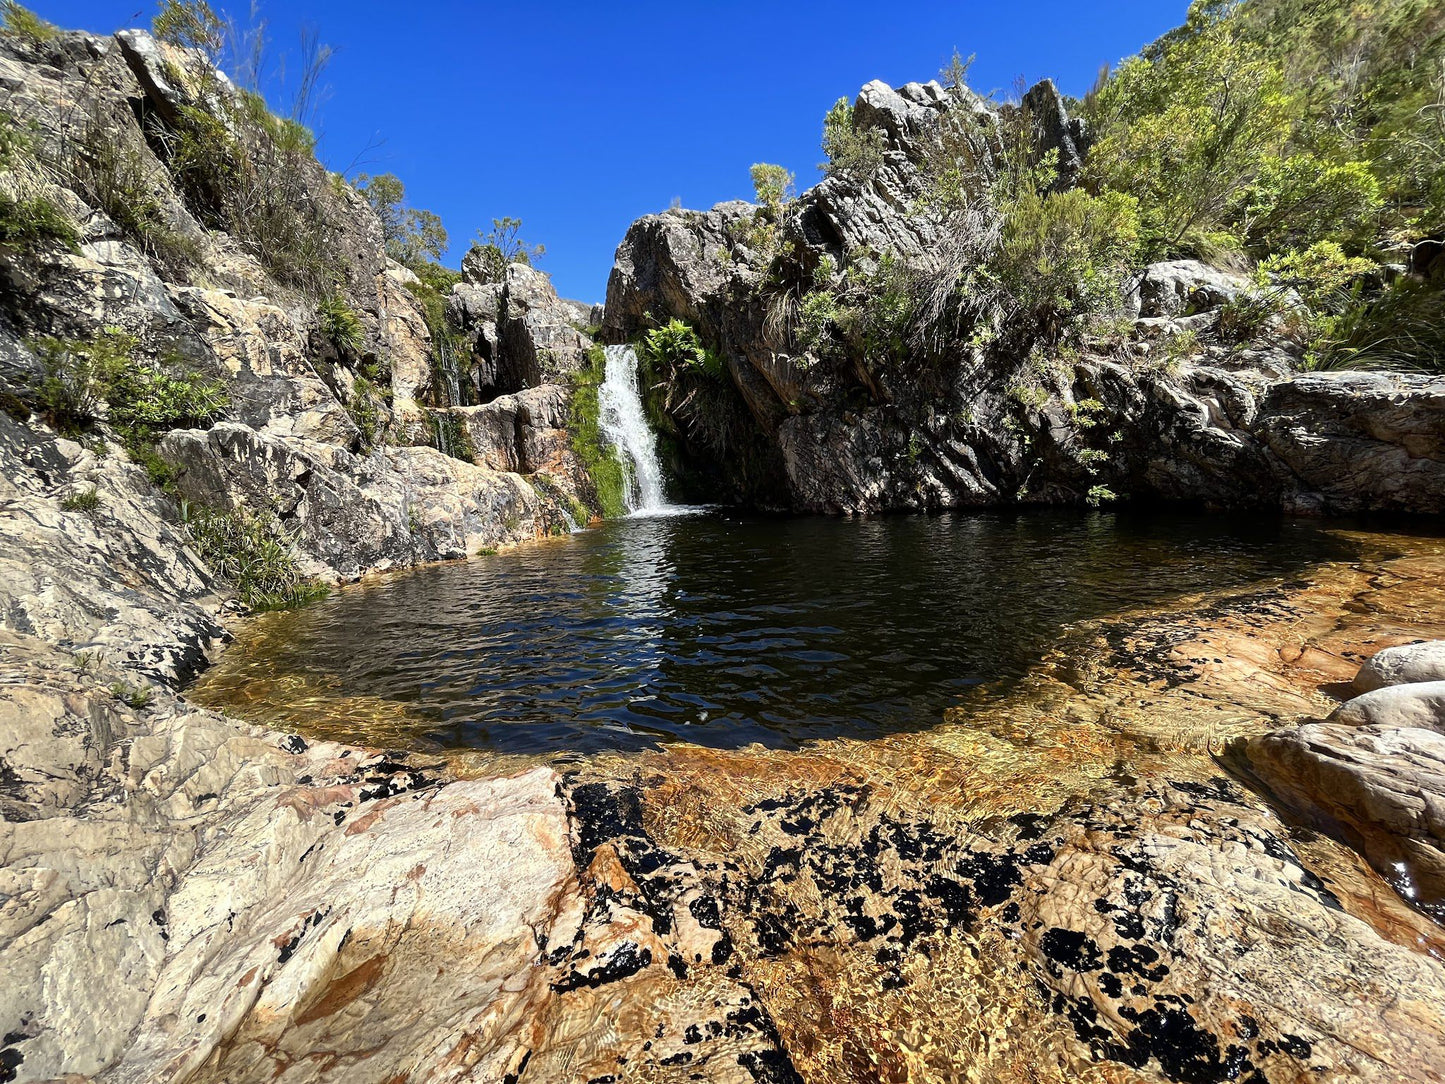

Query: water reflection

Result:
[190,508,1365,755]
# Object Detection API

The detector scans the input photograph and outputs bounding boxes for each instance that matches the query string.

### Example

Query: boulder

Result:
[1327,681,1445,731]
[1354,640,1445,692]
[1243,720,1445,918]
[158,422,566,581]
[1128,259,1254,319]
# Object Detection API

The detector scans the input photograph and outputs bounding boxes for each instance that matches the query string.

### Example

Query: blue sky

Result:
[43,1,1187,301]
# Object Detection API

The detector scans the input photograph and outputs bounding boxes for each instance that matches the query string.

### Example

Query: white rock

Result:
[1328,680,1445,732]
[1354,641,1445,692]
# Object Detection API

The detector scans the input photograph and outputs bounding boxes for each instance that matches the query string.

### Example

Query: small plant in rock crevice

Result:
[110,681,153,709]
[317,292,364,353]
[60,486,100,513]
[180,501,328,611]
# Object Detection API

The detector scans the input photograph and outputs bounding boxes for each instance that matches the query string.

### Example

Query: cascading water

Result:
[598,344,671,514]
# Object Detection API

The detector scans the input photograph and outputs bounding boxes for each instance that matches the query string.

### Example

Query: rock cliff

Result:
[603,80,1445,516]
[0,26,602,591]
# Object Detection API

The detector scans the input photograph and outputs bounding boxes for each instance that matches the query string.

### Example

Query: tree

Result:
[1085,1,1295,254]
[463,217,544,283]
[355,172,449,269]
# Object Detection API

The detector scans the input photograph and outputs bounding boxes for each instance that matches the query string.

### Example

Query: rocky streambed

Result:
[5,509,1445,1083]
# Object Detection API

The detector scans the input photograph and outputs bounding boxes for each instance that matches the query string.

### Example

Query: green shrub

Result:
[820,97,885,182]
[0,1,56,44]
[30,331,135,434]
[347,375,381,450]
[642,318,725,379]
[66,110,198,269]
[1308,277,1445,373]
[60,486,100,513]
[988,188,1141,344]
[181,502,329,610]
[165,63,335,293]
[1084,4,1294,256]
[0,189,79,250]
[1257,241,1376,308]
[1233,154,1382,252]
[317,292,363,352]
[110,681,153,709]
[0,112,79,252]
[29,330,227,476]
[464,217,544,283]
[152,0,222,58]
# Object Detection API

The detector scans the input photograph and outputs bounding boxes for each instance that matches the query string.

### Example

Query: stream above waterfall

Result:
[189,508,1380,757]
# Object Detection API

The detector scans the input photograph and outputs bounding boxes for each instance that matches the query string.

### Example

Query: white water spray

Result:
[598,344,671,514]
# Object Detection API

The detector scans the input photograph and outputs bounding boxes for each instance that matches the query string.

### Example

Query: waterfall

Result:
[598,345,670,514]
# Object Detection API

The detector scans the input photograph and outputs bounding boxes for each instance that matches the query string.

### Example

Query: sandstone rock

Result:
[1242,721,1445,919]
[0,629,583,1084]
[449,264,589,402]
[158,422,567,581]
[1354,640,1445,692]
[0,412,222,682]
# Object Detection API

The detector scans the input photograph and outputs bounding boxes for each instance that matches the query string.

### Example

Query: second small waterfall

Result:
[598,344,670,514]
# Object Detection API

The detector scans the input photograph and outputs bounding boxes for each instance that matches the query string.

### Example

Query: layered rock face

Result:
[603,80,1445,515]
[0,28,600,585]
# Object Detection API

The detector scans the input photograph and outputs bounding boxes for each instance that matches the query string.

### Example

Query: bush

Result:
[60,486,100,513]
[347,375,381,450]
[464,217,543,283]
[181,502,329,610]
[642,318,725,379]
[0,1,56,44]
[29,330,227,461]
[1257,241,1375,308]
[1233,154,1382,252]
[30,330,135,434]
[0,188,79,251]
[317,292,363,352]
[1084,4,1294,256]
[66,109,197,269]
[0,112,79,252]
[820,98,885,182]
[152,0,222,59]
[1308,277,1445,373]
[988,188,1141,344]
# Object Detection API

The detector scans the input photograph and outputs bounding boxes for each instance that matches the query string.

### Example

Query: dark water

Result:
[198,509,1362,755]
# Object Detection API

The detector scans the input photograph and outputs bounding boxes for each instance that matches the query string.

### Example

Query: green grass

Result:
[0,190,79,252]
[60,486,99,513]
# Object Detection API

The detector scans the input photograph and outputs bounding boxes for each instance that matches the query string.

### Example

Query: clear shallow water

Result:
[192,509,1362,756]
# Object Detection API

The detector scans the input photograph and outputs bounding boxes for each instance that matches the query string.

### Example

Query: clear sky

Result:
[42,1,1188,302]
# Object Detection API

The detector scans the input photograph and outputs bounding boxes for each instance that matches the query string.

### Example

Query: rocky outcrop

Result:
[1239,641,1445,922]
[0,27,596,584]
[447,262,592,402]
[603,80,1445,517]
